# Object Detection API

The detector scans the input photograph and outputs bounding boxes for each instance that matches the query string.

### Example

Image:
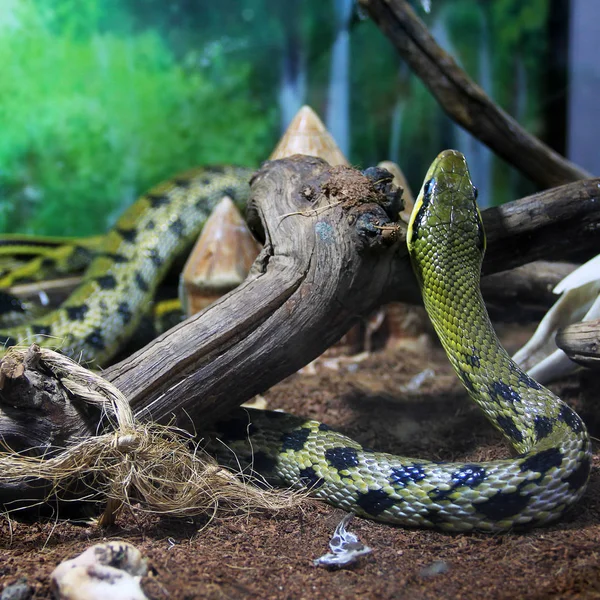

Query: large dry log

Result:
[357,0,591,187]
[103,157,409,426]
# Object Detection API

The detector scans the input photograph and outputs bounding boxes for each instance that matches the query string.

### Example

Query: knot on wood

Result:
[321,166,403,222]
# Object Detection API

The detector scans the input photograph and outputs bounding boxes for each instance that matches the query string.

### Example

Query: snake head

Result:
[407,150,485,283]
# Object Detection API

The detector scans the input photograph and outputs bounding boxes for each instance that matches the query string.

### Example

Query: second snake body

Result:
[0,165,252,365]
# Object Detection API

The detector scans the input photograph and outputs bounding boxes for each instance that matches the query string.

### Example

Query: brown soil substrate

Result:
[1,325,600,599]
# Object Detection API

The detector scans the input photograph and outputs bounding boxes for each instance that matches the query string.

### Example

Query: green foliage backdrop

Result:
[0,0,277,236]
[0,0,553,236]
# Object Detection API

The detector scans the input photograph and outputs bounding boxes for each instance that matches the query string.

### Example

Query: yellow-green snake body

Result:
[209,150,591,531]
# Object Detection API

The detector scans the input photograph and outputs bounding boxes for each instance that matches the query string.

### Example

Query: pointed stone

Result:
[179,196,261,316]
[270,105,349,166]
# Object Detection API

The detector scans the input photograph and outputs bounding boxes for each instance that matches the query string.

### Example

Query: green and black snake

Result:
[209,150,591,531]
[0,165,253,365]
[0,150,591,531]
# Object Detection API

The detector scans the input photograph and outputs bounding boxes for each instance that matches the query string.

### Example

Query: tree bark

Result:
[357,0,591,187]
[104,156,409,427]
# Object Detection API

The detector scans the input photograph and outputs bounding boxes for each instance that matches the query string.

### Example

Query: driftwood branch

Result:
[105,157,408,427]
[357,0,591,187]
[480,178,600,274]
[481,262,577,320]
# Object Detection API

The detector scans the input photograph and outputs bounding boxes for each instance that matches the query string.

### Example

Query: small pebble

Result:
[419,560,450,578]
[1,578,32,600]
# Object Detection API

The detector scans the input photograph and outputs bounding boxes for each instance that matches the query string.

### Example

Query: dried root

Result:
[0,346,303,526]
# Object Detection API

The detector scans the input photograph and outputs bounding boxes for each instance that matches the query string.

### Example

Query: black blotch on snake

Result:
[95,274,117,290]
[66,305,89,322]
[299,467,325,489]
[458,368,475,392]
[520,448,563,474]
[476,490,530,521]
[390,464,426,487]
[325,447,360,471]
[356,488,397,516]
[148,248,163,267]
[496,414,524,443]
[518,370,542,390]
[84,328,106,350]
[169,218,185,238]
[490,381,521,404]
[450,465,487,488]
[146,194,170,208]
[115,227,137,243]
[280,428,311,452]
[117,302,132,325]
[559,405,584,433]
[533,415,554,441]
[134,271,149,292]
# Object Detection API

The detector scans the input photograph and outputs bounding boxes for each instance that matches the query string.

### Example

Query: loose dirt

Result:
[1,325,599,599]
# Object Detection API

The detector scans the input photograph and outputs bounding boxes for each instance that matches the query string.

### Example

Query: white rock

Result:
[50,541,148,600]
[513,255,600,383]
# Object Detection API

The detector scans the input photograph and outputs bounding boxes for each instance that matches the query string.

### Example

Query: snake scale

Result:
[0,150,591,531]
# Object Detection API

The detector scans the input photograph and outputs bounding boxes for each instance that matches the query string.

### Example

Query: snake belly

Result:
[209,150,591,532]
[0,166,253,366]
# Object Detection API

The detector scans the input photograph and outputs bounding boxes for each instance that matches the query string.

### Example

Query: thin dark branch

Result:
[358,0,591,187]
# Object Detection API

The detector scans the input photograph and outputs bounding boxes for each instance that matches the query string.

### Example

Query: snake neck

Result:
[419,258,587,456]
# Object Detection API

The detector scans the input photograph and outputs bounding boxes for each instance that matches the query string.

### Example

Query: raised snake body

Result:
[0,151,591,530]
[208,150,591,531]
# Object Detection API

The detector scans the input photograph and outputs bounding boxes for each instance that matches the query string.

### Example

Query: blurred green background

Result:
[0,0,552,236]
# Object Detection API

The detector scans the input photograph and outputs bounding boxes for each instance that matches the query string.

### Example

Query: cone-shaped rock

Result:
[270,105,349,166]
[179,196,261,316]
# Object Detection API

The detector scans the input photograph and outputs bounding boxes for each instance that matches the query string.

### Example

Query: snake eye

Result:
[472,186,479,200]
[423,178,435,198]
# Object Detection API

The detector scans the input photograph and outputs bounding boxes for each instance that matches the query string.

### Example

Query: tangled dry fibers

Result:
[0,346,301,525]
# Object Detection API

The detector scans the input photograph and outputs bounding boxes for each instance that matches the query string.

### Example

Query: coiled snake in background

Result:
[0,165,253,364]
[0,150,592,531]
